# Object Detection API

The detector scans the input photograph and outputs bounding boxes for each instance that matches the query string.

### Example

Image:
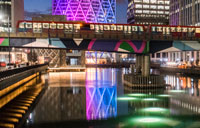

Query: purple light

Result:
[85,68,117,120]
[52,0,116,23]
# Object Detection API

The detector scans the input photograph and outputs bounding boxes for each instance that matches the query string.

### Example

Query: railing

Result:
[0,64,48,82]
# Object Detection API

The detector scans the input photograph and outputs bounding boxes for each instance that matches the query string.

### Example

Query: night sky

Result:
[25,0,51,13]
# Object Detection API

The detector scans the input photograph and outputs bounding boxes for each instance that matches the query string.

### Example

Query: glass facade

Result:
[127,0,170,25]
[52,0,116,23]
[170,0,200,26]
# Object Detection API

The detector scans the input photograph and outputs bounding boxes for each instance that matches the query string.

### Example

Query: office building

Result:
[170,0,200,26]
[0,0,24,31]
[127,0,170,25]
[52,0,116,23]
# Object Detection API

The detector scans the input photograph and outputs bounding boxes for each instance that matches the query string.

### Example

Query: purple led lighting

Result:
[52,0,116,23]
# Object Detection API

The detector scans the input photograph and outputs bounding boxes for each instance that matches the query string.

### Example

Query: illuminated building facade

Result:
[52,0,116,23]
[0,0,24,30]
[127,0,170,25]
[170,0,200,26]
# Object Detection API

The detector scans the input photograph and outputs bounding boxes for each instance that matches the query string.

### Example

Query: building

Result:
[32,15,66,22]
[170,0,200,26]
[0,0,24,31]
[52,0,116,23]
[127,0,170,25]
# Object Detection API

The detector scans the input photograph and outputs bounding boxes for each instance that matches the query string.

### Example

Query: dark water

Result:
[25,68,200,128]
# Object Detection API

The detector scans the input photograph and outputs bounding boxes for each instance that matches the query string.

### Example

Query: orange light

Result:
[79,23,83,27]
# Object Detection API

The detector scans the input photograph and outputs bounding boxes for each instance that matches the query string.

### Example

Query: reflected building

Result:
[127,0,170,25]
[86,68,117,120]
[32,87,86,123]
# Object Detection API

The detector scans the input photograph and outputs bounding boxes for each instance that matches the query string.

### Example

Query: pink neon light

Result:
[114,40,146,53]
[0,38,4,45]
[88,39,96,50]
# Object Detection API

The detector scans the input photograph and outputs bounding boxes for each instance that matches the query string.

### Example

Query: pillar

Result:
[135,55,150,76]
[81,50,85,66]
[142,55,150,77]
[136,55,142,74]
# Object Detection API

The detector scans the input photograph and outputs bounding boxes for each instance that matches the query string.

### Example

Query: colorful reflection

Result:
[86,68,117,120]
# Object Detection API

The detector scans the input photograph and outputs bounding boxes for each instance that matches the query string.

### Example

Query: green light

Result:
[117,97,138,101]
[158,94,171,97]
[127,93,147,97]
[139,107,169,114]
[131,117,180,127]
[142,98,158,101]
[168,90,185,93]
[137,117,161,123]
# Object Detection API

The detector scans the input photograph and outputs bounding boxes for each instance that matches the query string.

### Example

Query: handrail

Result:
[0,64,48,81]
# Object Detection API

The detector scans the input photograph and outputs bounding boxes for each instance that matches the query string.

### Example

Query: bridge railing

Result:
[0,64,48,82]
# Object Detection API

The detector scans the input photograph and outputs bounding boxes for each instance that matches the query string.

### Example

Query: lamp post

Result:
[7,16,10,64]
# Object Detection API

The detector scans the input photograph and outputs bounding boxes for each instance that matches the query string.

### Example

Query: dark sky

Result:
[24,0,51,13]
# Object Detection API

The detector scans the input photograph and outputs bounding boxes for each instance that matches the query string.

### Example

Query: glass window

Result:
[157,27,163,32]
[189,28,195,32]
[177,27,182,32]
[104,25,110,30]
[33,23,42,29]
[150,0,156,3]
[135,4,142,8]
[117,25,123,31]
[111,25,116,30]
[74,24,80,30]
[95,25,99,32]
[132,26,138,31]
[136,10,142,13]
[143,5,149,8]
[90,24,95,30]
[99,25,103,31]
[171,27,176,32]
[26,23,32,28]
[150,5,156,9]
[182,27,188,32]
[50,23,56,29]
[57,24,64,29]
[138,26,143,32]
[196,28,200,33]
[65,24,73,30]
[43,23,49,29]
[158,6,164,9]
[143,10,149,13]
[19,22,25,28]
[152,26,156,32]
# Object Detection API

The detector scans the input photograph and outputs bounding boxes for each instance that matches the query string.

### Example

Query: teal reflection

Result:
[130,116,180,127]
[127,93,148,97]
[158,94,171,97]
[117,97,138,101]
[139,107,169,115]
[142,98,159,102]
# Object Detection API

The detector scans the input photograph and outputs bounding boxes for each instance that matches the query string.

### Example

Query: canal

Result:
[17,68,200,127]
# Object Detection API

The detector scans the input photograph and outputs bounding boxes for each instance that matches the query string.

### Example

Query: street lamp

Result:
[0,14,11,64]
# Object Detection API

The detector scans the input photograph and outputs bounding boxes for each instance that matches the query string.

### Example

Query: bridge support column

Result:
[135,54,150,76]
[142,55,150,77]
[136,55,142,74]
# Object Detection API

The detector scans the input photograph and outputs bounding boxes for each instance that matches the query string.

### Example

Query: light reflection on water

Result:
[27,68,200,128]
